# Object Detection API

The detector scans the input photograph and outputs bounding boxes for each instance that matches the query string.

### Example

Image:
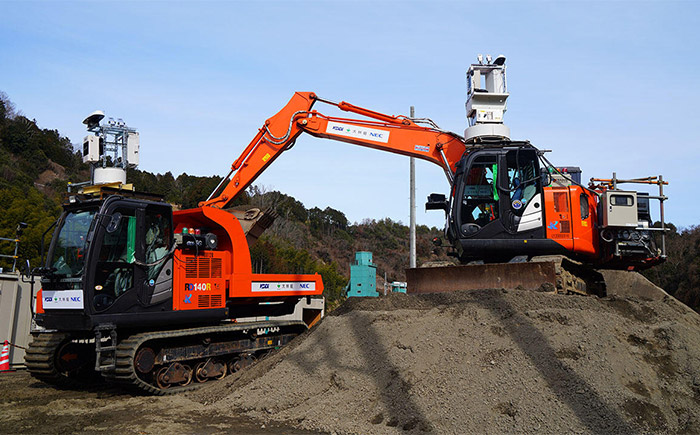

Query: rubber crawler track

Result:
[103,320,307,395]
[25,332,75,386]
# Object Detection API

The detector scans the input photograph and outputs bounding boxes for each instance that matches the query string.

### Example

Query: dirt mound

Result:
[193,288,700,434]
[602,269,671,301]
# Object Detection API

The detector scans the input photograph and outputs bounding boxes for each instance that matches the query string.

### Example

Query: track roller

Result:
[194,359,227,383]
[155,362,193,389]
[229,353,257,373]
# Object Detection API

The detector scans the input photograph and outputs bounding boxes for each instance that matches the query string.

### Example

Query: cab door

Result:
[454,152,503,238]
[86,199,173,315]
[499,148,544,235]
[88,202,143,313]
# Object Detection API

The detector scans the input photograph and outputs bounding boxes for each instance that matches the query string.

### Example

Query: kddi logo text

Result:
[185,283,211,291]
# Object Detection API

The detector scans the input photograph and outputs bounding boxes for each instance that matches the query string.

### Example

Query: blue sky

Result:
[1,0,698,228]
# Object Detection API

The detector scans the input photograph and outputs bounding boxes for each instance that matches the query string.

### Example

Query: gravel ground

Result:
[193,274,700,434]
[0,371,320,434]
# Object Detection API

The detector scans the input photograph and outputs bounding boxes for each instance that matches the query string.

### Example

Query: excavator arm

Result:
[200,92,468,209]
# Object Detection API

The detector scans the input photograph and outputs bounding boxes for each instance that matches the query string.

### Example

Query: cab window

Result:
[580,193,590,219]
[93,209,136,311]
[506,150,538,215]
[144,206,172,281]
[461,155,499,227]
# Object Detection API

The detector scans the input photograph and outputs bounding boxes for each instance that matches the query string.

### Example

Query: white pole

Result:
[409,106,416,269]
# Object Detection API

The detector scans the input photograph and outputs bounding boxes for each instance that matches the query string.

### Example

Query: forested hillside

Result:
[1,91,698,312]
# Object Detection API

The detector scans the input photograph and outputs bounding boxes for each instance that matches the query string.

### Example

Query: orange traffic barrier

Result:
[0,340,11,372]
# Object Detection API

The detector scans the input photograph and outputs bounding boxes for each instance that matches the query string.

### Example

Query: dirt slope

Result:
[194,281,700,434]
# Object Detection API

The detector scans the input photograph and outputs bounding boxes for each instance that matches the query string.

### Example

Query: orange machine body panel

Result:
[543,185,599,258]
[172,207,323,312]
[173,250,228,311]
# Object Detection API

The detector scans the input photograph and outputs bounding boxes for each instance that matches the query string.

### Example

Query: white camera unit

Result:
[127,132,139,167]
[82,135,101,163]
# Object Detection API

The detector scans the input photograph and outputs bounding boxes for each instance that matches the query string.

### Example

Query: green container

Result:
[346,251,378,298]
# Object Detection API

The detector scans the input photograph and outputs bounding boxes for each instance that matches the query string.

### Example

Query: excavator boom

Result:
[200,92,467,209]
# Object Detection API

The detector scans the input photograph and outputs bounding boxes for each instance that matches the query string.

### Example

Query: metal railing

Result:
[0,223,28,273]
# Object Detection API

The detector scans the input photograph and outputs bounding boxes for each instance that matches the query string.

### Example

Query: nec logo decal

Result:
[326,121,390,143]
[252,282,315,292]
[45,296,81,303]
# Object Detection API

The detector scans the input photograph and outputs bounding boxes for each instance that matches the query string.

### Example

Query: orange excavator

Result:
[198,56,667,293]
[26,55,667,393]
[203,95,666,272]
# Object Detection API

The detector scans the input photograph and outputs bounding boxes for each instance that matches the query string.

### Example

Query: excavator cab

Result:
[434,144,558,263]
[39,195,176,331]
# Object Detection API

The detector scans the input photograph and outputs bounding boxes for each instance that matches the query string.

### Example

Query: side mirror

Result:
[426,193,449,212]
[40,219,58,268]
[21,259,31,278]
[106,212,122,233]
[540,171,550,187]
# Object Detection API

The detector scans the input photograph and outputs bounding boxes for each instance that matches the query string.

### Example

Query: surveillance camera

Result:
[83,110,105,128]
[493,54,506,66]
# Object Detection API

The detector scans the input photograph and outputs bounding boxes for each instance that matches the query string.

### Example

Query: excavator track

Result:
[546,256,606,296]
[25,332,98,388]
[102,320,307,395]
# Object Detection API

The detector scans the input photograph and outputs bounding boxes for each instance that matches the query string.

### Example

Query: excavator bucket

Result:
[225,207,277,246]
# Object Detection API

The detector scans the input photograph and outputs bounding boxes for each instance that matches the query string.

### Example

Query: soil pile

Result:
[194,274,700,434]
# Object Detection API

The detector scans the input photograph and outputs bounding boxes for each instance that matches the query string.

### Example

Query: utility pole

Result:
[409,106,416,269]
